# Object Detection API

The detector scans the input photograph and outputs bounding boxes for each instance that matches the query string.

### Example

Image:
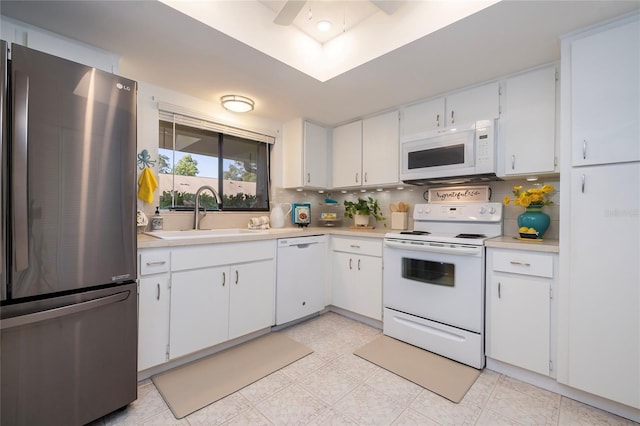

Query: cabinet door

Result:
[303,121,329,188]
[400,97,445,136]
[229,260,275,340]
[331,252,358,311]
[502,66,557,175]
[170,266,229,359]
[354,255,383,321]
[362,111,399,186]
[446,82,500,126]
[332,121,363,187]
[281,118,304,188]
[138,275,170,371]
[566,163,640,407]
[488,274,550,375]
[571,19,640,166]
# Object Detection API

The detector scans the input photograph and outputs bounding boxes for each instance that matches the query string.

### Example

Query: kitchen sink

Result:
[145,229,267,240]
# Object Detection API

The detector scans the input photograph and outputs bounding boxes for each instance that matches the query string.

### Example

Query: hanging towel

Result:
[137,167,158,204]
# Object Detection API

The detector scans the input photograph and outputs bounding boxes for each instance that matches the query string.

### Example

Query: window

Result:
[158,113,271,211]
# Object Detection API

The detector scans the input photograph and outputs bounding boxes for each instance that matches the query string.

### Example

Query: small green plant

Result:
[343,197,386,224]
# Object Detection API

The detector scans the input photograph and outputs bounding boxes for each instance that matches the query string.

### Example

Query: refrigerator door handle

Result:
[12,70,29,273]
[1,41,6,300]
[0,290,131,330]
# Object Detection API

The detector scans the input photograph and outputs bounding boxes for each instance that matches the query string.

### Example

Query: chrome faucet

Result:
[193,185,221,230]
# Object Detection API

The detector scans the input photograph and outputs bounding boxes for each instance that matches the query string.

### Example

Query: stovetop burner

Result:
[455,233,487,239]
[399,230,431,235]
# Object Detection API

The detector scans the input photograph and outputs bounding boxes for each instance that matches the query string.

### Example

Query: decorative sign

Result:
[427,186,491,203]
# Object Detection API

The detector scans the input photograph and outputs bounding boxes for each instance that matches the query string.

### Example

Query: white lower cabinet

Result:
[137,249,171,371]
[138,275,171,371]
[138,241,275,369]
[228,260,275,340]
[169,266,229,359]
[331,237,382,321]
[486,248,556,376]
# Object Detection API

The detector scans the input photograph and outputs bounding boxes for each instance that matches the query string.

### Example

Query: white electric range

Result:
[383,202,503,369]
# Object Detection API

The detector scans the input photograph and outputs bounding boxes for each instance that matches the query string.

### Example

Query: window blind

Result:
[158,103,276,144]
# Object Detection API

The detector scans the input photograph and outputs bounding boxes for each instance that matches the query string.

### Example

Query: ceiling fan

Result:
[273,0,401,26]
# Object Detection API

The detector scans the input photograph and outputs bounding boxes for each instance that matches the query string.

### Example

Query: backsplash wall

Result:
[272,177,560,240]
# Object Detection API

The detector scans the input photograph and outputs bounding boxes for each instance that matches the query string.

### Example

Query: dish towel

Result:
[138,167,158,203]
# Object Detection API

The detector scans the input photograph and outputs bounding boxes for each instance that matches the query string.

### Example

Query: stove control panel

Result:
[414,202,503,222]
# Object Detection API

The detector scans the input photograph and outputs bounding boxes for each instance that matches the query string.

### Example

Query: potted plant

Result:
[343,196,386,227]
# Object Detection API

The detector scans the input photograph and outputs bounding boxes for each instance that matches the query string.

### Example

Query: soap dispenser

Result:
[151,206,163,231]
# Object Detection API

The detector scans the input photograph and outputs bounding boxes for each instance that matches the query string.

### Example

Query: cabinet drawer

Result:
[171,241,275,271]
[139,250,170,275]
[331,236,382,257]
[492,250,553,278]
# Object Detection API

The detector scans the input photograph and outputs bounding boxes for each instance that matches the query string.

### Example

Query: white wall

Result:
[0,16,119,73]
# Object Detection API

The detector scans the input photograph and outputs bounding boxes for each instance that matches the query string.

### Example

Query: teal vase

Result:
[518,206,550,238]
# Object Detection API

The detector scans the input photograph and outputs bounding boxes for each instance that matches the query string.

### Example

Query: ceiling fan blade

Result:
[370,0,403,15]
[274,0,306,25]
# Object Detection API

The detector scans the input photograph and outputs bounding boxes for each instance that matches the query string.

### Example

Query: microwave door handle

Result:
[12,71,29,273]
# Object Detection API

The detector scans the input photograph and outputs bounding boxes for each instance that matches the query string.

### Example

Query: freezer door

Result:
[1,283,138,425]
[9,44,137,299]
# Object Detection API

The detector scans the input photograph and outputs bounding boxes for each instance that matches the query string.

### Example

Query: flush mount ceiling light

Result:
[316,20,332,32]
[221,95,254,113]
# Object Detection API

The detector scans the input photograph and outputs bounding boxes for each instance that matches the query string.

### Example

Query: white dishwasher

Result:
[276,235,327,325]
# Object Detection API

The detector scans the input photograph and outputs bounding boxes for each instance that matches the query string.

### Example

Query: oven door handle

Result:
[384,239,482,256]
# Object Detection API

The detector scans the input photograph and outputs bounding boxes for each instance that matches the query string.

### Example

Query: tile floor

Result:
[94,312,638,425]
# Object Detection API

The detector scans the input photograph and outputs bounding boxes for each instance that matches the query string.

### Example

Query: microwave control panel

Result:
[475,125,495,173]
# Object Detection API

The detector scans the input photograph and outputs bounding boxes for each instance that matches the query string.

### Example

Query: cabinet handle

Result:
[156,283,160,300]
[355,172,359,183]
[451,110,455,124]
[436,114,440,128]
[582,139,587,160]
[235,270,239,284]
[222,271,226,287]
[509,261,531,267]
[581,174,586,193]
[511,155,515,170]
[307,173,311,183]
[350,244,360,249]
[349,258,353,270]
[146,261,166,266]
[364,172,368,183]
[498,282,501,299]
[357,259,361,271]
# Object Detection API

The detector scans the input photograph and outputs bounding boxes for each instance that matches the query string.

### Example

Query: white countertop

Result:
[485,236,559,253]
[137,226,388,249]
[139,229,560,252]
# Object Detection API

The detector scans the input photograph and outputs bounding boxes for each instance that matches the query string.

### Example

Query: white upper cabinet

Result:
[332,112,399,188]
[282,119,329,188]
[446,81,500,127]
[400,82,500,137]
[500,65,558,177]
[332,120,364,188]
[362,111,400,186]
[400,97,445,136]
[570,18,640,166]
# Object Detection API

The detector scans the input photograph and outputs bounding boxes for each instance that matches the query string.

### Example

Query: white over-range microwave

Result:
[400,120,498,185]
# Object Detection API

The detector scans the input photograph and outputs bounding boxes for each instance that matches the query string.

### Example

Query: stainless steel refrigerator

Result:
[0,41,138,425]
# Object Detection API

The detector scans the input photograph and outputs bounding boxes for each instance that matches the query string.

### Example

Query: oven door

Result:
[383,240,484,333]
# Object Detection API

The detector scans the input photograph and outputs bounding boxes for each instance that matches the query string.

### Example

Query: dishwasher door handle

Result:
[293,242,318,249]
